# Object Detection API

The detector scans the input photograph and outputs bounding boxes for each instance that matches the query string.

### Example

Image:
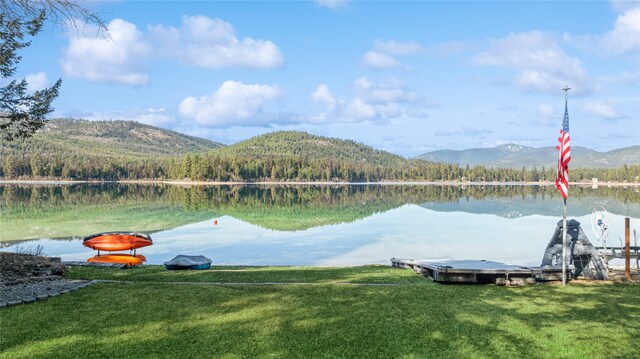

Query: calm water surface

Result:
[1,184,638,266]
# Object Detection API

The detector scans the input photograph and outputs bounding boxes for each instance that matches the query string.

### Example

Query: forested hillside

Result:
[168,131,638,182]
[2,118,223,157]
[0,118,223,179]
[0,122,637,183]
[215,131,405,166]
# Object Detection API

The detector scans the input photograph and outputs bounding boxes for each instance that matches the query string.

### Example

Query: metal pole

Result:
[561,86,570,286]
[562,198,567,285]
[625,217,631,281]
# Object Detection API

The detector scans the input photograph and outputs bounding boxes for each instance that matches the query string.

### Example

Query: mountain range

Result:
[0,118,223,159]
[2,118,638,170]
[415,143,639,169]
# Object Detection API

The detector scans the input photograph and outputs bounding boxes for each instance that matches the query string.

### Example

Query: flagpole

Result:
[561,86,570,286]
[562,197,567,286]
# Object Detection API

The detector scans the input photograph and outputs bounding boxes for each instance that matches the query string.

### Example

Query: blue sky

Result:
[14,0,640,156]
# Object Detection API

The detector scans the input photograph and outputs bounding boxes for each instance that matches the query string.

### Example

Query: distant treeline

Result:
[1,152,638,183]
[1,154,168,180]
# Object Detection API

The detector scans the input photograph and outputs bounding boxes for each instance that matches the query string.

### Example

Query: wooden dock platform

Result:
[596,246,640,261]
[391,258,565,285]
[63,261,128,269]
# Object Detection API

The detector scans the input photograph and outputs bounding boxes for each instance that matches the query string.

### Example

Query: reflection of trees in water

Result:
[169,186,639,227]
[167,186,414,230]
[1,184,172,212]
[2,183,639,211]
[175,185,640,208]
[2,184,638,230]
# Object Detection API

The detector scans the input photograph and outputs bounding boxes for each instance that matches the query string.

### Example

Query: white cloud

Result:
[310,84,337,112]
[179,80,284,127]
[316,0,349,11]
[571,6,640,62]
[601,8,640,56]
[25,72,48,92]
[344,98,376,121]
[61,18,150,85]
[353,77,417,103]
[516,70,573,95]
[584,101,623,120]
[128,108,177,127]
[362,40,424,70]
[149,15,283,69]
[362,51,401,69]
[83,108,177,127]
[476,31,572,71]
[61,16,283,85]
[310,77,421,124]
[610,0,640,13]
[474,31,591,95]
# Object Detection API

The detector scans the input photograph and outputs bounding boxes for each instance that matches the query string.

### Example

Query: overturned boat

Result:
[164,255,212,270]
[83,232,153,252]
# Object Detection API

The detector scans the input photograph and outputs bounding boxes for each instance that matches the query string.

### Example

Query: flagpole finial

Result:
[563,86,571,101]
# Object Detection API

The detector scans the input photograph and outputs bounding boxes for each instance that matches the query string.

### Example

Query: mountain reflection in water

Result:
[1,184,638,266]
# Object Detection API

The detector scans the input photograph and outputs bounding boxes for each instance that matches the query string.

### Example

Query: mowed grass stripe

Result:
[64,265,427,285]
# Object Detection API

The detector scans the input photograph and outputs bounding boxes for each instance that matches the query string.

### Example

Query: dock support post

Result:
[625,217,631,282]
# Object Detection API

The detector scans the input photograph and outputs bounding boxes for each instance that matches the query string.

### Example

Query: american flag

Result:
[555,99,571,198]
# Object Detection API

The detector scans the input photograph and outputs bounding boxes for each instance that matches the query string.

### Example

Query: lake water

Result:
[1,184,638,267]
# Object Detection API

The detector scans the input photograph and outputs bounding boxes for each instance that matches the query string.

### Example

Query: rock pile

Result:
[0,252,92,307]
[0,252,65,283]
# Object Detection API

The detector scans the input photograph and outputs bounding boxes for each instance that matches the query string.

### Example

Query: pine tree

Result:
[0,1,105,141]
[0,11,61,140]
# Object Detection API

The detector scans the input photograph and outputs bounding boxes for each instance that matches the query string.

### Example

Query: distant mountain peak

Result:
[415,144,639,169]
[497,143,526,152]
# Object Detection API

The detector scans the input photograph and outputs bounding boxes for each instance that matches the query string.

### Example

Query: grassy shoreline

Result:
[1,265,639,358]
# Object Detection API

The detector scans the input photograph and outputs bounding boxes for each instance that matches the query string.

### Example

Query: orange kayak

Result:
[87,254,146,267]
[83,232,153,251]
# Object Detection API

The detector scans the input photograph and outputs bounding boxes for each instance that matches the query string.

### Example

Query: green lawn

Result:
[63,265,425,285]
[1,266,639,359]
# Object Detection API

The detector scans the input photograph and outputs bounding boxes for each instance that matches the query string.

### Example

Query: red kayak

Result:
[83,232,153,251]
[88,254,146,267]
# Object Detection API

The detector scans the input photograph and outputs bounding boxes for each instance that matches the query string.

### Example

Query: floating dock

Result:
[391,258,566,285]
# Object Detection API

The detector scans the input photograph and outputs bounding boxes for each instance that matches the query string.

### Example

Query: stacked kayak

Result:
[164,255,212,270]
[87,254,147,267]
[83,232,153,251]
[83,232,153,267]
